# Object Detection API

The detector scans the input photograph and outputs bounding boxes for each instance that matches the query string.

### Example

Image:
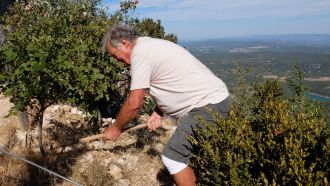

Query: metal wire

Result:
[0,147,82,186]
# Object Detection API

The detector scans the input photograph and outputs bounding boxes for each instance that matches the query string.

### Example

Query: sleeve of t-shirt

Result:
[130,53,152,90]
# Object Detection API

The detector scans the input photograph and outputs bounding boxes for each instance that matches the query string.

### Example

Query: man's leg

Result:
[162,155,196,186]
[172,166,196,186]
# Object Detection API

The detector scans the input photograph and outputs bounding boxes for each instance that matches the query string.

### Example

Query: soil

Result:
[0,94,175,186]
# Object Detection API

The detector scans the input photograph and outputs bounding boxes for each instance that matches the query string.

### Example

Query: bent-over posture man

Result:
[102,24,230,186]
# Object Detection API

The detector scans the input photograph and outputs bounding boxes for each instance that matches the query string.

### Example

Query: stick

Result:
[79,123,148,143]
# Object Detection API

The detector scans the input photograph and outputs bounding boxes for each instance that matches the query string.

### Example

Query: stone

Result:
[117,158,125,167]
[15,131,27,144]
[84,153,94,163]
[52,105,59,112]
[42,113,52,128]
[102,122,109,127]
[62,105,71,112]
[117,155,139,170]
[89,141,104,149]
[115,179,130,186]
[71,107,78,115]
[109,164,123,180]
[63,146,73,153]
[154,143,164,154]
[125,155,139,170]
[104,158,112,167]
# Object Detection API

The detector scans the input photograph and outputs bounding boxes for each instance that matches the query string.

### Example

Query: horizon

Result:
[103,0,330,40]
[177,33,330,42]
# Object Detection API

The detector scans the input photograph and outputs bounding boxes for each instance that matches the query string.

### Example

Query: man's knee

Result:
[161,155,187,175]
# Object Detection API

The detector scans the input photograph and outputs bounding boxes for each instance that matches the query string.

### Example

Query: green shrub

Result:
[190,69,329,185]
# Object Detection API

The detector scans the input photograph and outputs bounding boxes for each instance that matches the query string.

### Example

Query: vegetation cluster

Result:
[190,66,330,185]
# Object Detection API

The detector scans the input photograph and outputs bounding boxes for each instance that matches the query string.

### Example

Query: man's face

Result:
[106,41,131,65]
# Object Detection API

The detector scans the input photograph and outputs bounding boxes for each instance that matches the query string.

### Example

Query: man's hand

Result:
[103,125,122,141]
[147,111,162,131]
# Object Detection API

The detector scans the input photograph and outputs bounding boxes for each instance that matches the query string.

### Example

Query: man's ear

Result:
[121,39,130,47]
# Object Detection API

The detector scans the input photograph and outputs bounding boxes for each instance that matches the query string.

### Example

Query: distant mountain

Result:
[180,34,330,48]
[239,34,330,47]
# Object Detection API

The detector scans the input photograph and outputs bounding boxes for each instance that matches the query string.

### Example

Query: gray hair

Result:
[102,24,140,53]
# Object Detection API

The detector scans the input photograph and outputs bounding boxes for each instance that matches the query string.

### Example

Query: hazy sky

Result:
[103,0,330,40]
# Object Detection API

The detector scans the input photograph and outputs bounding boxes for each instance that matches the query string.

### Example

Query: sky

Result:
[103,0,330,40]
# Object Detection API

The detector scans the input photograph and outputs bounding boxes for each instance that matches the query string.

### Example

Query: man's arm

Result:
[103,89,145,140]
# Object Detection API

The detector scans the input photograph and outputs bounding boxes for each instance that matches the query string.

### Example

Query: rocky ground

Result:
[0,94,176,186]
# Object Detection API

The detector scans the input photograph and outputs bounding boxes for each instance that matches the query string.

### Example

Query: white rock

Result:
[117,155,139,170]
[52,105,59,112]
[42,113,52,128]
[84,153,94,163]
[125,156,138,170]
[115,179,130,186]
[109,164,123,180]
[104,158,112,167]
[111,119,116,124]
[63,146,73,153]
[117,159,125,167]
[15,131,27,144]
[77,111,83,116]
[62,105,71,112]
[90,141,104,149]
[154,143,164,154]
[71,107,78,115]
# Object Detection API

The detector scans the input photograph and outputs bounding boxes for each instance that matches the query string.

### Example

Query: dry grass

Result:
[0,121,18,149]
[67,158,113,186]
[0,149,34,186]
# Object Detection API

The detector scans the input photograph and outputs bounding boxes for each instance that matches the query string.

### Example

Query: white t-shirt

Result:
[130,37,229,118]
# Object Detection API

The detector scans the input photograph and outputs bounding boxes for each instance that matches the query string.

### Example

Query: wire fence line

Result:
[0,147,82,186]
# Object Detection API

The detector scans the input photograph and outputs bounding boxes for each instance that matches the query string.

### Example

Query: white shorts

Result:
[161,155,188,175]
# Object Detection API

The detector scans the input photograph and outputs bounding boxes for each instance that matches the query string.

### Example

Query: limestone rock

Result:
[62,105,71,112]
[109,164,123,180]
[71,107,78,115]
[115,179,130,186]
[154,143,164,154]
[63,146,73,153]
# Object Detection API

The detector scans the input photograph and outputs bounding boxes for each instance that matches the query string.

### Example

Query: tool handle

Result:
[79,123,148,143]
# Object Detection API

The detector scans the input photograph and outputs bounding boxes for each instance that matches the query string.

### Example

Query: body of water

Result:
[305,93,330,102]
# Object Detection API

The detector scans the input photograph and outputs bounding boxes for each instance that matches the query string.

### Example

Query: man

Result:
[102,24,230,186]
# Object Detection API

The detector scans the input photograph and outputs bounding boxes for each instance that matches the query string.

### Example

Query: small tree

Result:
[0,0,177,154]
[0,0,124,154]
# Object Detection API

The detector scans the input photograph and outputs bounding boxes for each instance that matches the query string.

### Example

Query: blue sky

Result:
[103,0,330,40]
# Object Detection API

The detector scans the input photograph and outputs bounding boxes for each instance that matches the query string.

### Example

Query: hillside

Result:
[180,34,330,98]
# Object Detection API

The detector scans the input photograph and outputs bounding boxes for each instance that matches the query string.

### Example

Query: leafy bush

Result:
[0,0,120,114]
[190,67,329,185]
